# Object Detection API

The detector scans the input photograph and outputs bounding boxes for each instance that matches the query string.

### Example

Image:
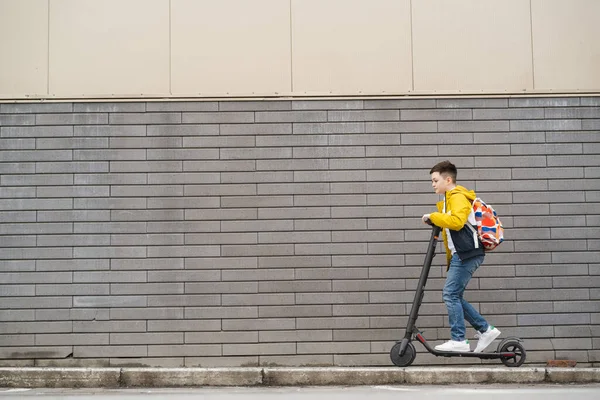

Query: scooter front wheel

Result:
[390,341,416,367]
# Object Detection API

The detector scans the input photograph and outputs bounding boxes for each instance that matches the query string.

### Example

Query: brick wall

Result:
[0,97,598,367]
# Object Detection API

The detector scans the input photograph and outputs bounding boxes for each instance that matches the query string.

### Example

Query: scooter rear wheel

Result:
[499,340,526,367]
[390,341,416,367]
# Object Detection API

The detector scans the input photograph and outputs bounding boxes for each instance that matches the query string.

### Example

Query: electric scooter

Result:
[389,221,526,367]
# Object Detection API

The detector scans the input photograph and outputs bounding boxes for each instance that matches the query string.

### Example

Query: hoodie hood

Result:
[447,185,477,202]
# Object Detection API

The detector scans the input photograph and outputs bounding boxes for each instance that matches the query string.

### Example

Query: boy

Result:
[422,160,500,353]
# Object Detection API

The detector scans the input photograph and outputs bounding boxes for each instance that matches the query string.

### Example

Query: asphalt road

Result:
[1,385,600,400]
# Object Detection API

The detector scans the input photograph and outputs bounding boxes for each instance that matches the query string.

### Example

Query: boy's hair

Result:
[430,160,457,183]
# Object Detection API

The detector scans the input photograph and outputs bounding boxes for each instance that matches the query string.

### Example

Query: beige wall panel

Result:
[171,0,291,96]
[532,0,600,91]
[49,0,169,97]
[0,0,48,98]
[292,0,412,95]
[412,0,533,93]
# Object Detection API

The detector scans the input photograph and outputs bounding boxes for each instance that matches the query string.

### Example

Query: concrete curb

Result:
[0,367,599,388]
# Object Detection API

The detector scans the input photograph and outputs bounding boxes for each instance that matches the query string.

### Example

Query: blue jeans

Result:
[443,253,489,341]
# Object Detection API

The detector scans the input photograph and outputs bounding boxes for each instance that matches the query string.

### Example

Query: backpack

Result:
[471,197,504,251]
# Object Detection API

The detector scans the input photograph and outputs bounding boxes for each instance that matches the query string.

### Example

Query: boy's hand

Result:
[422,214,431,224]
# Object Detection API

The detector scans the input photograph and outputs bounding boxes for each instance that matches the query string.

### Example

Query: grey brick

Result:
[401,132,473,145]
[74,345,147,358]
[260,330,332,342]
[37,137,108,149]
[402,109,472,121]
[439,120,509,132]
[0,296,72,309]
[293,122,364,135]
[293,100,362,110]
[329,110,399,122]
[147,197,220,209]
[0,310,34,321]
[185,183,256,197]
[186,208,256,221]
[185,281,257,295]
[510,119,582,131]
[221,123,291,135]
[147,295,220,307]
[185,257,256,271]
[0,285,35,296]
[35,333,108,346]
[221,172,290,184]
[221,244,294,257]
[0,272,72,284]
[74,173,146,185]
[111,332,183,345]
[0,162,35,174]
[258,256,331,269]
[294,146,364,159]
[109,113,181,124]
[147,102,218,112]
[35,259,109,271]
[186,331,256,344]
[183,112,253,124]
[36,113,108,125]
[147,221,220,233]
[364,99,436,109]
[258,231,330,244]
[223,343,293,356]
[257,159,328,171]
[111,258,184,270]
[296,292,368,304]
[185,306,257,319]
[437,98,508,108]
[0,114,35,125]
[474,131,546,144]
[75,125,146,137]
[74,149,146,161]
[148,149,220,161]
[474,155,546,168]
[547,131,600,143]
[0,138,36,149]
[74,103,145,113]
[148,319,221,334]
[1,150,72,162]
[366,121,437,133]
[509,97,580,107]
[0,346,72,359]
[73,295,146,308]
[222,294,295,306]
[582,97,600,106]
[553,276,600,289]
[2,126,73,137]
[148,270,219,282]
[545,107,600,119]
[582,119,600,130]
[0,260,35,271]
[74,198,146,210]
[185,232,256,245]
[220,147,292,160]
[110,307,183,320]
[256,134,328,147]
[146,245,219,258]
[148,172,220,184]
[111,187,183,200]
[259,305,332,318]
[110,137,182,148]
[548,155,600,167]
[222,318,294,331]
[221,101,291,111]
[221,195,292,208]
[296,317,369,330]
[259,280,331,293]
[36,284,108,296]
[183,136,255,148]
[296,170,365,182]
[255,111,326,123]
[74,222,146,234]
[518,313,589,326]
[0,222,72,234]
[147,124,219,136]
[1,103,73,114]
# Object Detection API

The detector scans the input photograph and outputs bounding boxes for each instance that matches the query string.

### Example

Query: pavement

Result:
[0,366,599,388]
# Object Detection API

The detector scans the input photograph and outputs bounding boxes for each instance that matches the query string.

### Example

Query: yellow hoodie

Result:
[428,185,478,266]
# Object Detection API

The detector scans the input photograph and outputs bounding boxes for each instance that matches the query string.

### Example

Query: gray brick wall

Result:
[0,97,599,367]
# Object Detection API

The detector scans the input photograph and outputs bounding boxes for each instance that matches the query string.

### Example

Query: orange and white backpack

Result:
[471,197,504,251]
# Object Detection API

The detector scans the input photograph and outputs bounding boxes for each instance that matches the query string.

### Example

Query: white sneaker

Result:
[434,339,470,352]
[473,326,501,353]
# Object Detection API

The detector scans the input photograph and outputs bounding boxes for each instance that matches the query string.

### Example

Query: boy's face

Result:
[431,172,453,194]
